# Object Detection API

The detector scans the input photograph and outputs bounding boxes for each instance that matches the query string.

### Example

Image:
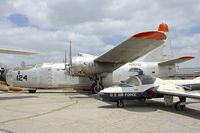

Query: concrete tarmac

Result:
[0,90,200,133]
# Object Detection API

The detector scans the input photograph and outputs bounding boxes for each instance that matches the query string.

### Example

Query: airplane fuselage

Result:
[5,59,177,90]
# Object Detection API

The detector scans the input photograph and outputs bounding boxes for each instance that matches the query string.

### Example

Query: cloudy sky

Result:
[0,0,200,67]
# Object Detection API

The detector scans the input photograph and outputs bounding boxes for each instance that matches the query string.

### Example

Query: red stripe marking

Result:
[133,31,167,40]
[180,56,195,60]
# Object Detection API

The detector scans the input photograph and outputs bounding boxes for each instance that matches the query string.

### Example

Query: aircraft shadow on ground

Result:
[99,100,200,120]
[33,90,91,95]
[0,95,38,100]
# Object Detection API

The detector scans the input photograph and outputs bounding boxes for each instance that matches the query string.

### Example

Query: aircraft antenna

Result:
[64,48,67,70]
[69,40,72,67]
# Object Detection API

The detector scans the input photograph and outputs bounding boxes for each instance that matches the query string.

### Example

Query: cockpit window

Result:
[13,64,35,71]
[118,83,132,87]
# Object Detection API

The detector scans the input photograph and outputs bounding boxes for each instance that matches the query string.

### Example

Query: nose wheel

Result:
[175,101,185,111]
[117,100,124,108]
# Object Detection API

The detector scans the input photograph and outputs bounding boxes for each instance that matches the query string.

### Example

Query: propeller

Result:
[0,63,9,82]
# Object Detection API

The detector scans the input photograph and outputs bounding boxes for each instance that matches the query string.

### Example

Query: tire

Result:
[90,83,103,94]
[28,89,36,93]
[175,101,185,111]
[117,100,124,108]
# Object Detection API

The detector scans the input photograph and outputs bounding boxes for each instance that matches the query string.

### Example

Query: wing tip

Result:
[133,31,167,41]
[180,56,195,60]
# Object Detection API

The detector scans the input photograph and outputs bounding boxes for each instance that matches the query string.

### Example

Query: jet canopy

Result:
[123,75,156,86]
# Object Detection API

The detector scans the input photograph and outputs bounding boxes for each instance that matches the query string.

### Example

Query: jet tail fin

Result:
[158,56,194,66]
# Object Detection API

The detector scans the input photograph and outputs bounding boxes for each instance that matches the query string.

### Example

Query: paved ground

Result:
[0,90,200,133]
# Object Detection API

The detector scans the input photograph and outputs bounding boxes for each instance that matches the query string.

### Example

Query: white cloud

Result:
[171,33,200,67]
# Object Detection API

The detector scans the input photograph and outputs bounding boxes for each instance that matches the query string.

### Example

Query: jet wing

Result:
[158,56,194,66]
[0,48,36,55]
[95,31,166,64]
[156,83,200,99]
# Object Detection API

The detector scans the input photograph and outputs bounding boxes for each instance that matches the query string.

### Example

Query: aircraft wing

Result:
[158,56,194,66]
[156,83,200,99]
[0,48,36,55]
[95,31,166,64]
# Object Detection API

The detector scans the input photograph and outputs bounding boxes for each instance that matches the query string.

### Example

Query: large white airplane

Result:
[98,75,200,111]
[4,24,167,93]
[3,24,193,94]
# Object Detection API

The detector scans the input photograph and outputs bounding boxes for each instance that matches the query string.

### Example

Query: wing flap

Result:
[158,56,194,66]
[95,31,166,64]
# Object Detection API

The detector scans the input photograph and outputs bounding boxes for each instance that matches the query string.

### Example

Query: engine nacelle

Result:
[70,54,113,76]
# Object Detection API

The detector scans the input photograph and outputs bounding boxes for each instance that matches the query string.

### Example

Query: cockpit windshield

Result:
[118,83,133,87]
[123,75,156,86]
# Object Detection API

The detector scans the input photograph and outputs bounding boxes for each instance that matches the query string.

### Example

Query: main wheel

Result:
[117,100,124,108]
[90,83,103,94]
[28,89,37,93]
[175,101,185,111]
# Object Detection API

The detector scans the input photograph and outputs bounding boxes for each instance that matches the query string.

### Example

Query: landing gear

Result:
[117,100,124,108]
[175,97,186,111]
[90,83,103,94]
[28,89,37,93]
[90,75,104,94]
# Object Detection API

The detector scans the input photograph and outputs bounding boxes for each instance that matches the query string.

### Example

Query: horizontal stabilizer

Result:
[95,31,166,64]
[158,56,194,66]
[0,48,36,55]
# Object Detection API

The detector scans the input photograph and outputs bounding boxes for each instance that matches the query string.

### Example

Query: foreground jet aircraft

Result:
[5,27,167,93]
[98,75,200,111]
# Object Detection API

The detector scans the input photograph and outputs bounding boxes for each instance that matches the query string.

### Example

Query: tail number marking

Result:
[16,71,28,81]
